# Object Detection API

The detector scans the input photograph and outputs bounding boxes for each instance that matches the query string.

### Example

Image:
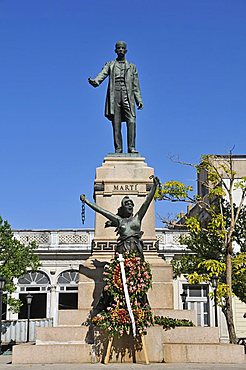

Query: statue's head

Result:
[117,196,134,217]
[115,41,127,57]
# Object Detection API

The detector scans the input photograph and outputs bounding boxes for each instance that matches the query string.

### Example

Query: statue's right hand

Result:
[88,78,98,87]
[80,194,86,203]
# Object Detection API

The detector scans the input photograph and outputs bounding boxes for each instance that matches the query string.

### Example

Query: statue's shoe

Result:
[128,148,139,154]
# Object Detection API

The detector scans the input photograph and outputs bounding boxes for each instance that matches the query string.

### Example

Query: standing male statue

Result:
[88,41,144,154]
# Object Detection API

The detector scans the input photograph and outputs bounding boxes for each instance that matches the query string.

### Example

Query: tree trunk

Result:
[224,252,237,343]
[222,298,236,343]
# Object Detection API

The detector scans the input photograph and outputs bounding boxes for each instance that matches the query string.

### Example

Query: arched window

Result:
[57,270,79,288]
[57,270,79,310]
[17,271,50,319]
[18,271,50,291]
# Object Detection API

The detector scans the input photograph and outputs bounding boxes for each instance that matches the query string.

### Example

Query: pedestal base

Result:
[93,154,156,246]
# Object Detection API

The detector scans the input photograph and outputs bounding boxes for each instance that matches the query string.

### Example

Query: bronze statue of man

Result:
[88,41,143,154]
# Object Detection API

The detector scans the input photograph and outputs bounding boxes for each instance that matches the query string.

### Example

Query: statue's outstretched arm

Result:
[80,194,119,224]
[88,62,110,87]
[137,177,159,221]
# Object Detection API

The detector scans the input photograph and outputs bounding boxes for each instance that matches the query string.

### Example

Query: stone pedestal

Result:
[78,258,106,319]
[146,257,173,311]
[77,154,174,318]
[77,255,174,319]
[92,153,156,252]
[78,153,165,317]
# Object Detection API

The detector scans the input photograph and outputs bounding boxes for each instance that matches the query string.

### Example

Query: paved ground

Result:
[1,354,246,370]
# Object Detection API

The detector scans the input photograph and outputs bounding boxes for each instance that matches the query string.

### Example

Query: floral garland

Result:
[103,252,152,299]
[92,300,153,337]
[91,251,153,337]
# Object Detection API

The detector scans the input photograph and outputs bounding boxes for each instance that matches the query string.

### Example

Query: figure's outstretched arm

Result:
[88,62,110,87]
[137,177,159,221]
[80,194,119,224]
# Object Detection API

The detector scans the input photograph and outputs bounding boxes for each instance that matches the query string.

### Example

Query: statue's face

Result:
[115,44,127,58]
[124,200,134,215]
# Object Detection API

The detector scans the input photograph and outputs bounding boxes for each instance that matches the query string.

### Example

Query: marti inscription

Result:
[113,184,138,191]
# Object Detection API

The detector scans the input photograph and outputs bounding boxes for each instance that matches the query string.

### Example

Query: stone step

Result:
[148,282,173,309]
[163,343,245,363]
[36,325,218,346]
[58,309,89,326]
[92,326,222,363]
[162,327,219,344]
[134,326,219,362]
[58,308,197,326]
[36,326,92,344]
[12,327,245,364]
[153,308,197,326]
[12,343,93,364]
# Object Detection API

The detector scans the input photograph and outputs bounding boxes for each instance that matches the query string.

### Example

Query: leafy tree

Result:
[155,154,246,343]
[0,216,40,312]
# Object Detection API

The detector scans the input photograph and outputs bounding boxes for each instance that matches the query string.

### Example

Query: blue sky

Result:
[1,0,246,229]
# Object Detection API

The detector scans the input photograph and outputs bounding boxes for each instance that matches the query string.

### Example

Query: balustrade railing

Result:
[1,318,53,343]
[13,228,187,252]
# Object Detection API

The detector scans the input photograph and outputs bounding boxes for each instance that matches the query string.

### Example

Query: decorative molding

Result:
[94,182,105,192]
[92,240,157,252]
